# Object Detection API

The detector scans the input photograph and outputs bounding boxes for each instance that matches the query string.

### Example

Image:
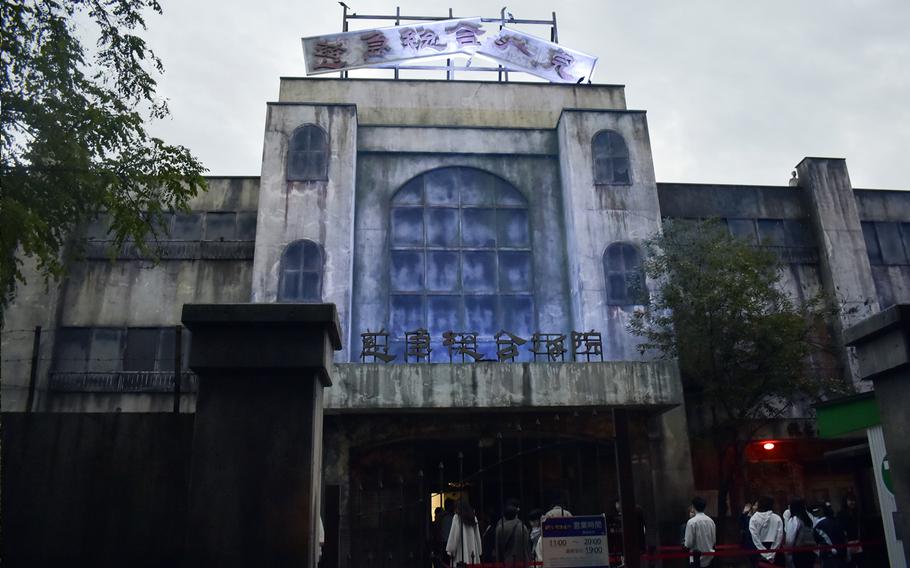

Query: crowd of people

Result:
[427,491,865,568]
[431,492,573,567]
[685,493,864,568]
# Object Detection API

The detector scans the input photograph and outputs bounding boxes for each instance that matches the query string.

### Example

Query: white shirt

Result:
[749,510,784,561]
[446,513,483,564]
[684,512,716,567]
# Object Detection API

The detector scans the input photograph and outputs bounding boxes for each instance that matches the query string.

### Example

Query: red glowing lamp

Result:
[761,441,776,451]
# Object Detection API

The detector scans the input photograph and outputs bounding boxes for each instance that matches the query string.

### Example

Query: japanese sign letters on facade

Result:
[302,18,597,84]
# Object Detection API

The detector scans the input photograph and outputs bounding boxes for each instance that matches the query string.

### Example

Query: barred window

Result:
[278,239,323,302]
[287,124,328,181]
[389,167,534,361]
[592,130,631,185]
[603,242,646,306]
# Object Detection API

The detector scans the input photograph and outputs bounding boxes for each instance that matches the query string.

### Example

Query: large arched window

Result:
[287,124,328,181]
[278,239,323,302]
[389,167,534,361]
[592,130,631,185]
[603,242,646,306]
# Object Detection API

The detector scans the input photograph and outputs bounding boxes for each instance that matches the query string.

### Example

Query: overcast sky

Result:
[142,0,909,189]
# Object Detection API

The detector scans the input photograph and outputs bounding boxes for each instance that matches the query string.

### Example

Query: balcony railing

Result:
[83,240,255,261]
[49,371,198,393]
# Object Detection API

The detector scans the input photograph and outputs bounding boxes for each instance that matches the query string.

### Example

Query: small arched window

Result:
[287,125,328,181]
[603,242,646,306]
[592,130,631,185]
[278,239,322,302]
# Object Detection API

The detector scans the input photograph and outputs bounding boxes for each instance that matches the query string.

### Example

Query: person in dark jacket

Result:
[836,494,863,567]
[812,503,847,568]
[494,498,531,565]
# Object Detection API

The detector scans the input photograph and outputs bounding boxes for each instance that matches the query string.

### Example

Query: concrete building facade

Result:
[3,77,909,563]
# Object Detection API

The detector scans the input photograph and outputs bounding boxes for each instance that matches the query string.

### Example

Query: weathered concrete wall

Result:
[556,110,662,361]
[350,149,570,358]
[251,103,357,362]
[1,177,259,412]
[278,78,627,128]
[1,412,194,566]
[657,183,807,219]
[797,158,880,390]
[856,189,910,308]
[325,361,682,411]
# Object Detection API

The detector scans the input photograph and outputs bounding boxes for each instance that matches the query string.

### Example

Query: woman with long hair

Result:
[785,498,816,568]
[446,497,483,566]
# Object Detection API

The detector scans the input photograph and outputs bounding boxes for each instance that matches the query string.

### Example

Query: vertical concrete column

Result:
[796,157,879,388]
[181,303,342,568]
[845,305,910,556]
[251,103,358,362]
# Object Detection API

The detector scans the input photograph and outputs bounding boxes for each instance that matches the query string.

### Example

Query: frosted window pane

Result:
[159,328,175,372]
[607,274,627,304]
[236,212,257,240]
[391,250,425,292]
[91,328,122,372]
[302,241,322,270]
[391,208,424,246]
[757,219,786,246]
[462,251,496,292]
[392,178,423,205]
[281,272,302,300]
[425,169,460,205]
[390,295,425,337]
[124,328,159,372]
[877,222,908,264]
[727,219,757,244]
[465,296,497,337]
[462,209,496,248]
[427,209,459,247]
[57,328,91,372]
[502,295,534,338]
[173,213,203,240]
[301,272,321,300]
[612,158,630,184]
[499,251,532,292]
[861,222,882,264]
[496,183,526,207]
[205,213,236,241]
[428,296,462,335]
[461,170,495,206]
[497,209,529,248]
[426,251,459,292]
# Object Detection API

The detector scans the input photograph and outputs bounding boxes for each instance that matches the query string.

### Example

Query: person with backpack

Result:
[812,503,848,568]
[785,499,816,568]
[494,498,531,565]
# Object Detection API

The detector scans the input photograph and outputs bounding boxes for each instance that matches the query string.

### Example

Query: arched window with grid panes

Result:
[287,124,328,181]
[389,167,535,361]
[592,130,631,185]
[278,239,323,302]
[603,242,646,306]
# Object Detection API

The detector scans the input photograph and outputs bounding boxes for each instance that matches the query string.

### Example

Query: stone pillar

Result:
[845,304,910,555]
[796,157,879,388]
[181,303,342,568]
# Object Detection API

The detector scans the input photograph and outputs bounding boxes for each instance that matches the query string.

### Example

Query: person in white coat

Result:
[749,495,784,566]
[446,498,483,566]
[533,492,573,561]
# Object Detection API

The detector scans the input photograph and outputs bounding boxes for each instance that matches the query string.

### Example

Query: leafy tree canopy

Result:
[629,218,848,514]
[1,0,206,316]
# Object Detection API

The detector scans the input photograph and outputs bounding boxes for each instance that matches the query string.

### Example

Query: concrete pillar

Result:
[181,303,342,568]
[796,157,879,388]
[845,304,910,556]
